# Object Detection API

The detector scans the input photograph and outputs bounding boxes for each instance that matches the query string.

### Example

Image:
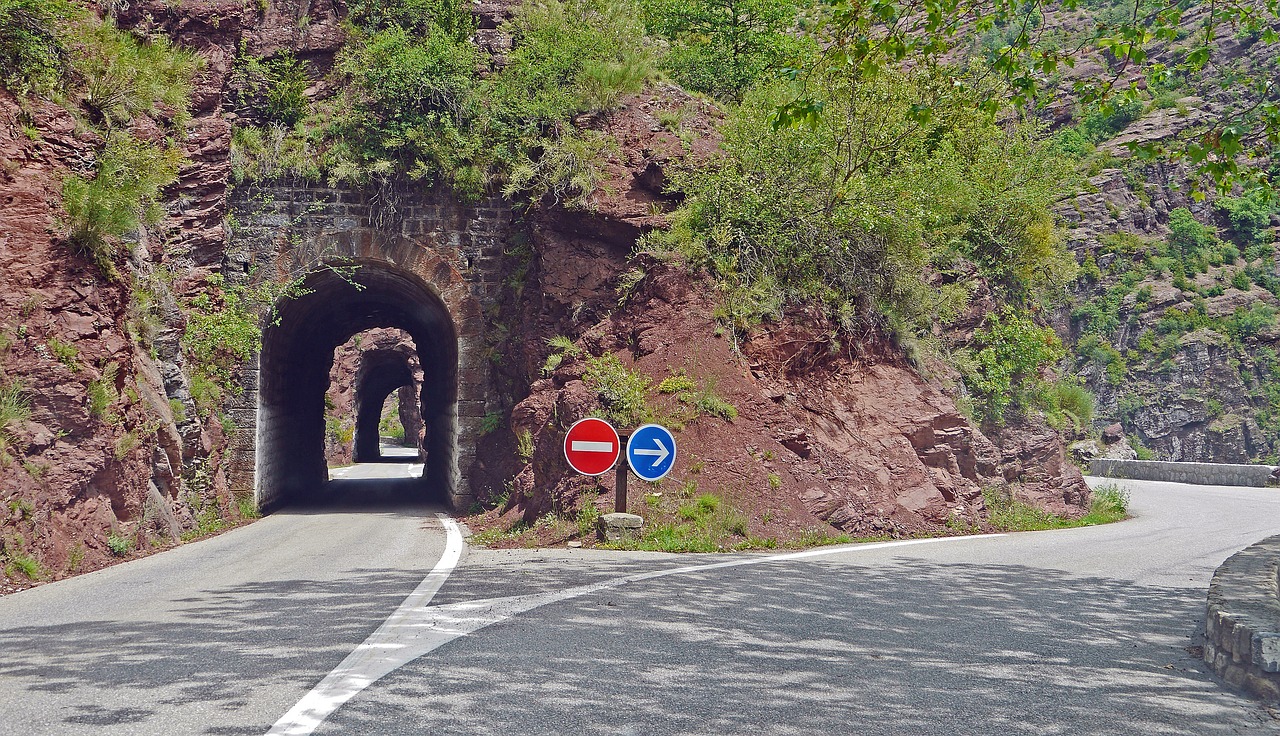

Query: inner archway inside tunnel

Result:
[257,263,457,509]
[322,328,426,466]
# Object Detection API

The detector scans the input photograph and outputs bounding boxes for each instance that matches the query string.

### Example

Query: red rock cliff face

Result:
[0,0,355,591]
[500,258,1088,539]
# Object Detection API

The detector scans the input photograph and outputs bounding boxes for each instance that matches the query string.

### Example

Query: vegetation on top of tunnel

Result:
[229,0,656,203]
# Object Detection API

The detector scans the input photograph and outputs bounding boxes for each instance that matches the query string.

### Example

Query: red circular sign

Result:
[563,417,620,476]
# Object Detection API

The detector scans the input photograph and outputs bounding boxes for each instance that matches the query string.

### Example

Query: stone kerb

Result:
[1204,535,1280,700]
[1090,458,1280,487]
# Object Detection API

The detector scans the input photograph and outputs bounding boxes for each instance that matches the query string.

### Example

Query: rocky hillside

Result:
[1035,4,1280,464]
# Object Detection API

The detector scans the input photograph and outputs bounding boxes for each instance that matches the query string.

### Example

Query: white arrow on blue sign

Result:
[625,423,677,482]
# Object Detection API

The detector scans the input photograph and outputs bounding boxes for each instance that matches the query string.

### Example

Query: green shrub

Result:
[541,335,582,376]
[640,0,811,101]
[1072,294,1121,335]
[63,132,184,274]
[657,371,737,422]
[327,23,479,185]
[1156,302,1213,335]
[183,273,310,414]
[0,0,77,95]
[1078,98,1144,142]
[1216,191,1275,246]
[70,17,200,127]
[492,0,654,119]
[1167,207,1215,257]
[1039,379,1095,432]
[962,310,1066,425]
[87,362,120,423]
[231,52,312,126]
[46,336,79,369]
[657,372,697,394]
[516,429,535,462]
[1224,303,1277,342]
[229,123,322,184]
[4,552,42,580]
[479,412,503,434]
[983,486,1056,531]
[346,0,474,37]
[1232,269,1252,291]
[235,493,260,520]
[691,391,737,421]
[583,353,652,427]
[647,68,1076,339]
[324,0,653,195]
[106,532,132,556]
[0,381,30,463]
[1052,127,1093,157]
[1086,484,1130,521]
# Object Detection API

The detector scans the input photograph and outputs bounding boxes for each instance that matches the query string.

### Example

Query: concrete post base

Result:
[598,512,644,542]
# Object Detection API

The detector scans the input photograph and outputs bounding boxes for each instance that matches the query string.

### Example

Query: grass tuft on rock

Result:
[983,483,1129,532]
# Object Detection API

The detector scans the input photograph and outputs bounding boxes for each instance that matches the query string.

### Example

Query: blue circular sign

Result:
[626,423,677,482]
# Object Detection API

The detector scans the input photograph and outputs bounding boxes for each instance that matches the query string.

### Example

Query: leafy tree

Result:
[646,66,1075,335]
[1166,207,1214,258]
[1216,191,1276,246]
[640,0,812,100]
[777,0,1280,197]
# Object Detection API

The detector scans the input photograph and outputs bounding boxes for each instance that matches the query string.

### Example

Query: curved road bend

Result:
[1,474,1279,734]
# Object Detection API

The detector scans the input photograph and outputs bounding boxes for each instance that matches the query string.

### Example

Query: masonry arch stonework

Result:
[223,185,509,512]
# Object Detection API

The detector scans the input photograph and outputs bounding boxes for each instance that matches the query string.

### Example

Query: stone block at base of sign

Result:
[598,512,644,542]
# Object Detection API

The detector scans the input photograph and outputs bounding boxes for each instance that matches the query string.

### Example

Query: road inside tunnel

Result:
[257,262,459,511]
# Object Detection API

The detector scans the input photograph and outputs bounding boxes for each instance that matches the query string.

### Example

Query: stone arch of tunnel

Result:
[353,347,424,463]
[257,262,458,509]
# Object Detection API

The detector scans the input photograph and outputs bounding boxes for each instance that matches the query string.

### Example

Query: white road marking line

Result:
[267,530,1004,734]
[265,513,464,736]
[570,440,614,453]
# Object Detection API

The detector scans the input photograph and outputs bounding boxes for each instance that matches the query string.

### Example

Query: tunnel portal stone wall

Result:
[224,184,513,511]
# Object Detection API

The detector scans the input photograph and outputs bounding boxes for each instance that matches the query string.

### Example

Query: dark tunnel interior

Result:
[257,263,457,508]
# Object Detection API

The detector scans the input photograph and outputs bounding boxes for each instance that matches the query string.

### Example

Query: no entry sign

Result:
[563,417,620,476]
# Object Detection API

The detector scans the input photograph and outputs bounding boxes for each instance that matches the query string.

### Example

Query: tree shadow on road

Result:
[0,567,431,734]
[3,552,1278,735]
[324,556,1280,736]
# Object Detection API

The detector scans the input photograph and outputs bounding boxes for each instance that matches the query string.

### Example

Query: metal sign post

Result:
[615,432,629,513]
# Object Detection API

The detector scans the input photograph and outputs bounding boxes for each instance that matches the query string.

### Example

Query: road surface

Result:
[1,468,1279,735]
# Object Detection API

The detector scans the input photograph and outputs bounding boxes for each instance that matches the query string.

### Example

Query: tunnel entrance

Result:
[257,263,458,509]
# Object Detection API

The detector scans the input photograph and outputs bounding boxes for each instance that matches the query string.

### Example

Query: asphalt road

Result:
[2,470,1279,735]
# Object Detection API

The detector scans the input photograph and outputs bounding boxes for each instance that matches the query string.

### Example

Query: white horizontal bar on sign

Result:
[571,441,614,453]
